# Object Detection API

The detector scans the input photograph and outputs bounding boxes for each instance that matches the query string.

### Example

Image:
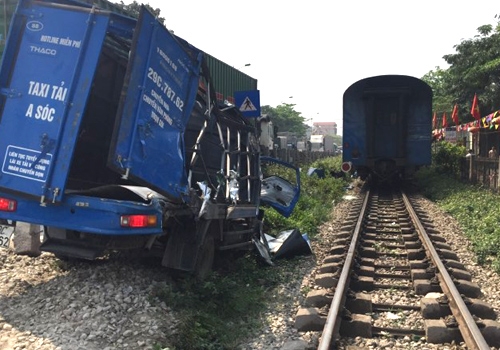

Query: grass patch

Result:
[415,166,500,269]
[152,156,349,349]
[153,255,305,350]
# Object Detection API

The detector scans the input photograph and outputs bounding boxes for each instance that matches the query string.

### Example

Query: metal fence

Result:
[265,149,337,167]
[460,156,500,191]
[269,151,500,190]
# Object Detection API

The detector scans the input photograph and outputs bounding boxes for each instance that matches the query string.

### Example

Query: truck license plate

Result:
[0,224,14,249]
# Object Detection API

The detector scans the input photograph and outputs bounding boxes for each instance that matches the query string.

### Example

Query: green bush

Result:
[415,167,500,271]
[432,141,466,178]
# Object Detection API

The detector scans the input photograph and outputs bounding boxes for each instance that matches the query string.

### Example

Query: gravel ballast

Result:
[239,192,500,350]
[0,253,176,350]
[1,191,499,350]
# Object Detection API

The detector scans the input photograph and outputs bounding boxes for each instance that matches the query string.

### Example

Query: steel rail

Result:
[401,191,489,350]
[317,189,371,350]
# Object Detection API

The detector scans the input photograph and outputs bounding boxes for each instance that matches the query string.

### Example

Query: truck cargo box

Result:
[0,0,300,276]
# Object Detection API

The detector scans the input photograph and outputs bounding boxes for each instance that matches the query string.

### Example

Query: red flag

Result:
[451,104,459,125]
[471,93,481,120]
[432,111,437,129]
[442,112,448,128]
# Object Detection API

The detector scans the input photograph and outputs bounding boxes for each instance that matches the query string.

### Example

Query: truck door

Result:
[0,1,110,203]
[260,157,301,218]
[109,7,202,201]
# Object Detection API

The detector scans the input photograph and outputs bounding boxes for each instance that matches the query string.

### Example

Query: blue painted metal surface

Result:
[342,81,367,167]
[0,0,110,202]
[342,75,432,169]
[109,6,202,201]
[0,1,300,241]
[0,190,163,235]
[260,156,300,218]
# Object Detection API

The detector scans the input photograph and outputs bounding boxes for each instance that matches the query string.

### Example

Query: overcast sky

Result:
[117,0,499,135]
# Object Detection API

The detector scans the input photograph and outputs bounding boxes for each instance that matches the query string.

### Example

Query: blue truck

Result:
[0,0,300,277]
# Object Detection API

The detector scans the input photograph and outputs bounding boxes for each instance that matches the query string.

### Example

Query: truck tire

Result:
[194,235,214,280]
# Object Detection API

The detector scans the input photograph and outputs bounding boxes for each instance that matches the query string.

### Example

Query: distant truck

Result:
[277,136,288,149]
[0,0,300,277]
[296,141,306,151]
[309,134,337,152]
[258,115,274,154]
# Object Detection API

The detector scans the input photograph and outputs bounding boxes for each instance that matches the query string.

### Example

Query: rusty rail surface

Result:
[317,189,491,350]
[401,192,490,350]
[317,189,370,350]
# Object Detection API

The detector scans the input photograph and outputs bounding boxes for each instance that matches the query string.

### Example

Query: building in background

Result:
[312,122,337,136]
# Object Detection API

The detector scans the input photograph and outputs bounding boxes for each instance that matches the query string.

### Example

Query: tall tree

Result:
[261,103,307,137]
[422,67,454,116]
[427,20,500,123]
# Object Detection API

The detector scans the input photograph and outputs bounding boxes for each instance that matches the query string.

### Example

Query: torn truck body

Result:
[0,0,299,276]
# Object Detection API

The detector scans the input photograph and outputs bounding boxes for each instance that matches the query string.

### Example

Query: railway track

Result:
[295,185,500,349]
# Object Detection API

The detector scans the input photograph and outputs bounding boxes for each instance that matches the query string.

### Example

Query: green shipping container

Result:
[204,52,257,104]
[0,0,258,102]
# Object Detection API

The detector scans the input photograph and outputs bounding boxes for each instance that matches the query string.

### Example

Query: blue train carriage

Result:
[0,0,300,276]
[342,75,433,182]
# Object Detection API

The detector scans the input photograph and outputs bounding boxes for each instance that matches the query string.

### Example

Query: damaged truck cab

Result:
[0,0,299,276]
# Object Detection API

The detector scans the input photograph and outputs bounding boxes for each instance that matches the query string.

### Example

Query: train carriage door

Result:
[371,94,408,159]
